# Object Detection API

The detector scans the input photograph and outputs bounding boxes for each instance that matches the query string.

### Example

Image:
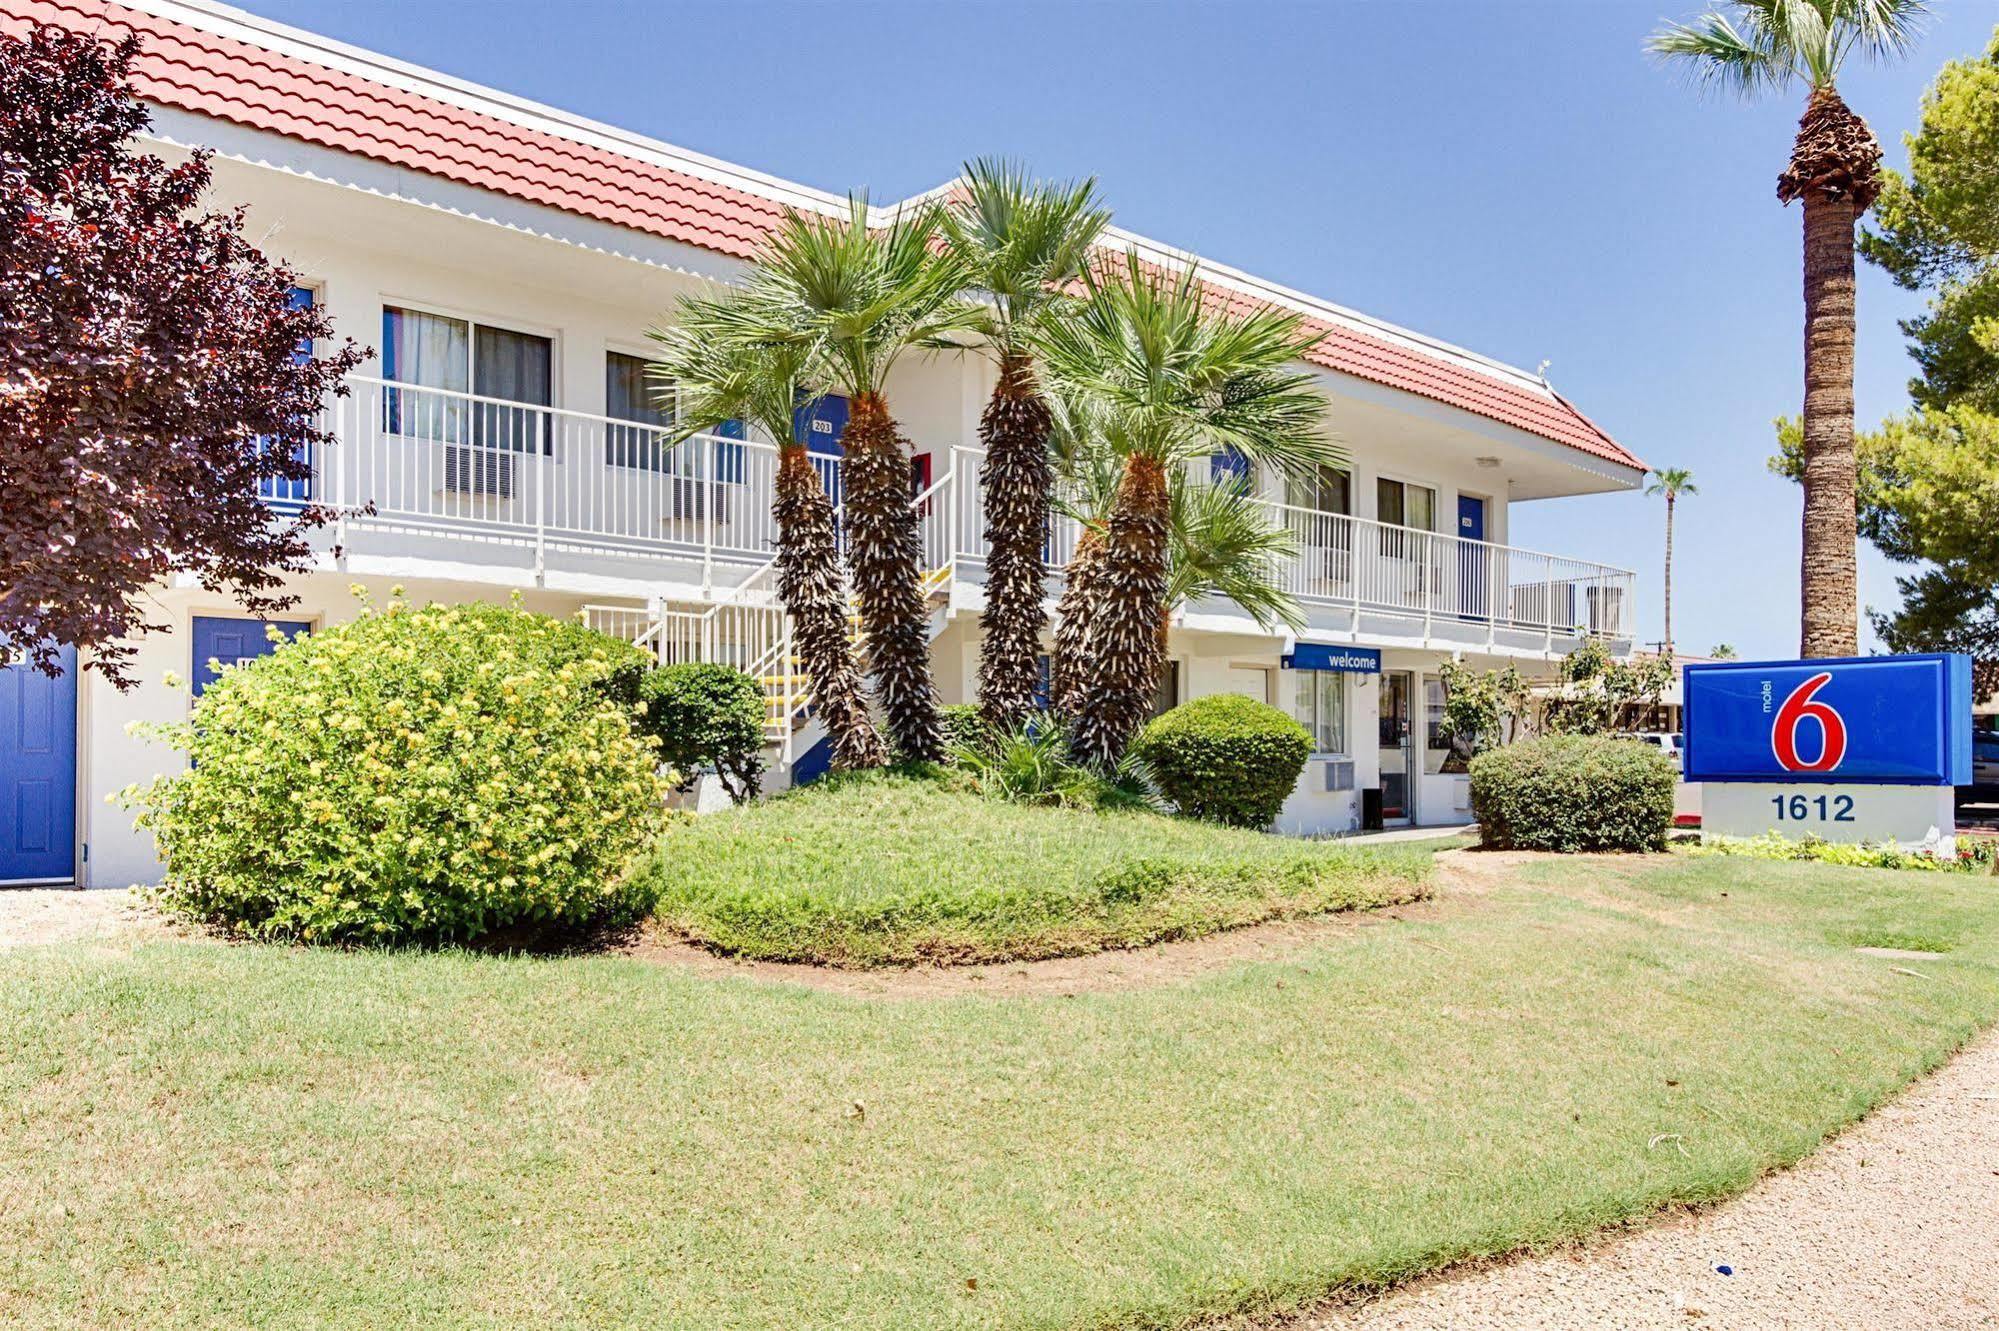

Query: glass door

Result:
[1378,670,1414,825]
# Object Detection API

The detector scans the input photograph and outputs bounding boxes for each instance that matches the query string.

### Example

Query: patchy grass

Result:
[636,771,1433,965]
[2,851,1997,1330]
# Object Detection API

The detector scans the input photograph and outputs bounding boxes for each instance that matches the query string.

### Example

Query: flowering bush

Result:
[125,598,667,942]
[1693,831,1999,874]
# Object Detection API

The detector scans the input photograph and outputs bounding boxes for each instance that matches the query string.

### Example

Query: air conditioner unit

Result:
[444,445,514,498]
[1324,759,1356,792]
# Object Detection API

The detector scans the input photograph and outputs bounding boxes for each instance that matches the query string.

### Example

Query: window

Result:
[606,351,673,470]
[1293,669,1348,754]
[381,306,551,451]
[1210,447,1253,490]
[1376,478,1435,530]
[1151,660,1182,719]
[1287,465,1350,515]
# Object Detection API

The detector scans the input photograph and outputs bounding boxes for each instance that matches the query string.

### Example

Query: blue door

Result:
[1456,495,1488,619]
[795,393,848,508]
[192,617,312,697]
[1,647,78,884]
[259,286,318,508]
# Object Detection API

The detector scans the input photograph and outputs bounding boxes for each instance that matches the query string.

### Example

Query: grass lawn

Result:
[4,850,1998,1330]
[637,772,1433,965]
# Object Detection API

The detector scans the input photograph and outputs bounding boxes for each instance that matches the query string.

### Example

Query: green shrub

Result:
[639,663,767,802]
[126,599,667,943]
[1469,734,1676,852]
[1132,694,1311,829]
[939,703,994,756]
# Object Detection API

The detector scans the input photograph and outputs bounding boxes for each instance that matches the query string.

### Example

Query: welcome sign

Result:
[1684,654,1972,849]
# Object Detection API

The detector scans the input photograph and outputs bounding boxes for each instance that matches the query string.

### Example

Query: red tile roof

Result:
[6,0,1643,472]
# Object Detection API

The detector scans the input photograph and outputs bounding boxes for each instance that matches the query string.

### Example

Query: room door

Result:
[1457,494,1488,619]
[1377,669,1414,826]
[0,646,78,885]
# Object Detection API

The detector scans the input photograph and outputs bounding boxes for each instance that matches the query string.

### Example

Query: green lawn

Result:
[637,772,1433,965]
[4,851,1998,1330]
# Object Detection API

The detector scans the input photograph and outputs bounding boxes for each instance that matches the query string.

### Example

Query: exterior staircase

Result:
[585,498,957,784]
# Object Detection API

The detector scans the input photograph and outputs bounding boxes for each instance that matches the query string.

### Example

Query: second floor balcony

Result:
[305,376,1635,654]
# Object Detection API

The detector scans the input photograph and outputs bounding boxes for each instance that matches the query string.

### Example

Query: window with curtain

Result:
[606,351,673,470]
[381,306,550,452]
[1375,478,1435,530]
[1286,464,1350,515]
[1293,669,1349,754]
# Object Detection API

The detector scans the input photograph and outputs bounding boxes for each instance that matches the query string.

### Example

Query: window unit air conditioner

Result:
[1324,760,1356,792]
[444,445,515,499]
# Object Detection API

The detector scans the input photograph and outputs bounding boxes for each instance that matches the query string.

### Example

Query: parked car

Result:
[1961,729,1999,804]
[1621,731,1683,772]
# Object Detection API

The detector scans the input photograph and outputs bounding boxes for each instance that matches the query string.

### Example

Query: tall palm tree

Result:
[1046,462,1306,718]
[939,159,1111,734]
[647,303,888,772]
[1645,466,1699,657]
[1651,0,1926,657]
[706,198,975,762]
[1036,253,1338,766]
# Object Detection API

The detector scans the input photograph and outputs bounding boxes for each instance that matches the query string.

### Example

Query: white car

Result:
[1622,732,1684,772]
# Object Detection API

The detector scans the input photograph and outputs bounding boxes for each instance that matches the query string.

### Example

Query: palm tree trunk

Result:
[1780,86,1880,659]
[974,352,1054,734]
[772,443,887,771]
[1070,454,1170,769]
[1050,526,1103,720]
[1663,493,1674,658]
[841,391,943,762]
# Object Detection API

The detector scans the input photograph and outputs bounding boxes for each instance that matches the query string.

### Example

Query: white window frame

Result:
[1292,668,1351,757]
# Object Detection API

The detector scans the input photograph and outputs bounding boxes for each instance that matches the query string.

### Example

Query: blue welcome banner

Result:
[1683,653,1972,786]
[1283,644,1381,674]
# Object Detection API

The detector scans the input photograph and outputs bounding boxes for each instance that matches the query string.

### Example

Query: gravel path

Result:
[1310,1031,1999,1331]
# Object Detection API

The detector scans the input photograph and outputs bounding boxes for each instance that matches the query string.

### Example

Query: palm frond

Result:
[645,295,820,447]
[737,195,981,396]
[939,157,1111,356]
[1165,477,1304,632]
[1649,0,1924,95]
[1033,249,1341,485]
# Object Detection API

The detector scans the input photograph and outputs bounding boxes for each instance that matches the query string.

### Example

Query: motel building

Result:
[0,0,1648,888]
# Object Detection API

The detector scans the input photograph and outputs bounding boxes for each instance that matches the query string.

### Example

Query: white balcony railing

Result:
[313,379,1632,641]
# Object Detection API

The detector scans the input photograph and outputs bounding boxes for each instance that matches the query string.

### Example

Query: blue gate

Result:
[1,646,78,884]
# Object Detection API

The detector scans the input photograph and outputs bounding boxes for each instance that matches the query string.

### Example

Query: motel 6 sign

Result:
[1683,654,1974,850]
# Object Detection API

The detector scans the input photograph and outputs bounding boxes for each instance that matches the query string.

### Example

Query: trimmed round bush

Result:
[638,662,767,802]
[1469,734,1677,852]
[128,600,667,942]
[1132,694,1311,829]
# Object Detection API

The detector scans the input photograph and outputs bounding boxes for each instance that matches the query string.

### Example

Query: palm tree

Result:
[1047,425,1311,715]
[1650,0,1926,657]
[1645,466,1698,657]
[939,159,1111,734]
[1036,253,1338,766]
[647,302,888,772]
[706,198,975,762]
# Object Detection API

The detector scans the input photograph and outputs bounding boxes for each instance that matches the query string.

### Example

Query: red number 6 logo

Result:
[1771,672,1847,773]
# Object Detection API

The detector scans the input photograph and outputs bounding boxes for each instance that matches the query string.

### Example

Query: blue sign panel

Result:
[1283,644,1381,674]
[1683,653,1972,786]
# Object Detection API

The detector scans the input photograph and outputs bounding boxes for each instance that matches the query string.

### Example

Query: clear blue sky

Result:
[232,0,1995,660]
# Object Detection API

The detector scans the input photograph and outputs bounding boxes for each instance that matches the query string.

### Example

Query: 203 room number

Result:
[1771,793,1856,823]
